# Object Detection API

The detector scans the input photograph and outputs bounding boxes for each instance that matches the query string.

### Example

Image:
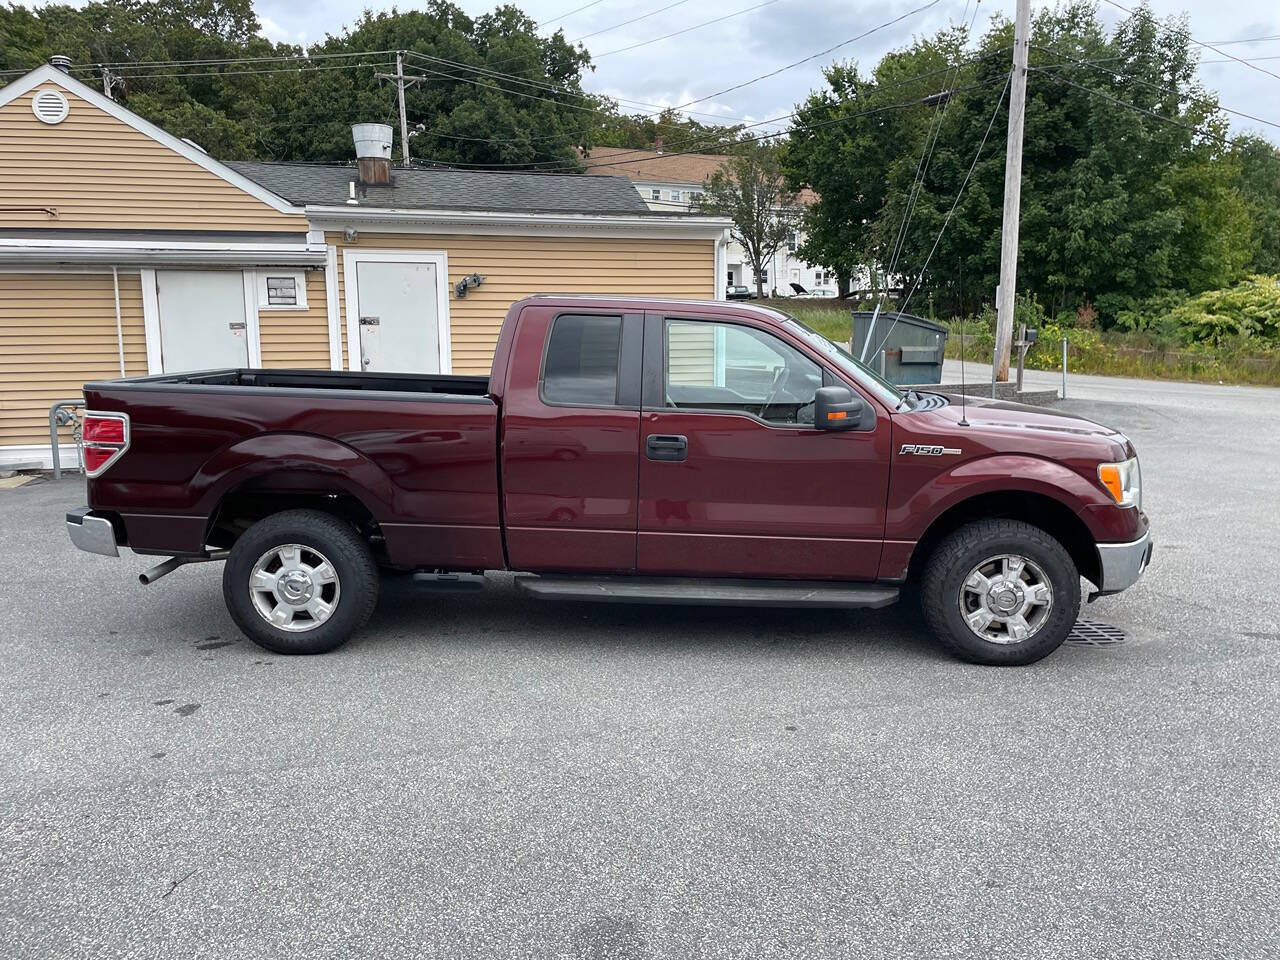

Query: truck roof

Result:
[515,294,791,322]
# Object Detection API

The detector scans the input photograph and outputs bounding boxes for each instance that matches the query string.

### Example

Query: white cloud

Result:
[254,0,1280,138]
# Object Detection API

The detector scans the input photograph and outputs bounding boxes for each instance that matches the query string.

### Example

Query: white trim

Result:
[307,206,731,239]
[341,248,451,374]
[254,270,308,310]
[714,229,729,300]
[325,246,343,370]
[0,443,81,471]
[242,270,263,367]
[0,236,324,267]
[0,65,304,216]
[111,266,126,376]
[140,268,162,375]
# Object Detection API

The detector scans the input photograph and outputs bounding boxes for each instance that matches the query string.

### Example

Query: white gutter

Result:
[305,205,732,237]
[0,237,326,266]
[111,266,125,376]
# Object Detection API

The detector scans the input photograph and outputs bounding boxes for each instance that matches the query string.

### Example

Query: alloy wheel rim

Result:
[958,553,1053,644]
[249,543,340,633]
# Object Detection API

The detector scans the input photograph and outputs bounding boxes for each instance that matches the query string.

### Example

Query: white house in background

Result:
[583,143,841,298]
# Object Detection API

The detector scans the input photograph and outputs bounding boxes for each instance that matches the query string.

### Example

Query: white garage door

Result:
[155,270,250,372]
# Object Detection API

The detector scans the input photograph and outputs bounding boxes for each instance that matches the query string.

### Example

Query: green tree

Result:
[1,0,599,166]
[1233,136,1280,275]
[780,1,1273,324]
[698,142,802,299]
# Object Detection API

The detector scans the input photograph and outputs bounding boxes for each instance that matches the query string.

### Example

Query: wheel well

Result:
[907,491,1100,587]
[205,480,382,558]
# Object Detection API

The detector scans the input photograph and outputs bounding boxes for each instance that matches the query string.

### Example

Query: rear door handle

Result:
[645,434,687,462]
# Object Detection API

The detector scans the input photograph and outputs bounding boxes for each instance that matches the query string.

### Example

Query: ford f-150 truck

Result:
[66,296,1151,665]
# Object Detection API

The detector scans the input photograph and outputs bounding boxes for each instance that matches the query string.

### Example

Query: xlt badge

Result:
[899,444,962,456]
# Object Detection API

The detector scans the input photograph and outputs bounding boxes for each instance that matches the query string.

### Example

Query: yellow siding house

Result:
[0,60,729,468]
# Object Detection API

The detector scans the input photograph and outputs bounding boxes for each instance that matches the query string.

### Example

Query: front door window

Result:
[664,319,822,426]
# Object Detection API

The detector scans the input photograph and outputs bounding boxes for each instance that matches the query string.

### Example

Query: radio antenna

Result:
[957,308,970,426]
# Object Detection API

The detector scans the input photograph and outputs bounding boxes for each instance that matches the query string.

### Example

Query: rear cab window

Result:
[541,314,623,405]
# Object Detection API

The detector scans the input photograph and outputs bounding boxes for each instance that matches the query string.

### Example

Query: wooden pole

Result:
[994,0,1030,381]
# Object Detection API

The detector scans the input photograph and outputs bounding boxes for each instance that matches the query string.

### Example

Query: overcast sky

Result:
[253,0,1280,141]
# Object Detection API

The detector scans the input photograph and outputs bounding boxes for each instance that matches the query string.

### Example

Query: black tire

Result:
[920,519,1079,666]
[222,509,379,655]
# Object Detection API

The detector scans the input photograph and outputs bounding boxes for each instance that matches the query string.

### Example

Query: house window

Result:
[256,271,308,310]
[689,190,703,204]
[754,269,768,286]
[650,188,661,201]
[787,231,798,253]
[669,189,682,202]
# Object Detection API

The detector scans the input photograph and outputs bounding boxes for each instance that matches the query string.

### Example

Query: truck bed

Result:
[81,367,503,570]
[101,367,492,398]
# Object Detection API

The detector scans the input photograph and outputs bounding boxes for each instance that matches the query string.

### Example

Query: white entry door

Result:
[155,270,250,372]
[354,260,441,373]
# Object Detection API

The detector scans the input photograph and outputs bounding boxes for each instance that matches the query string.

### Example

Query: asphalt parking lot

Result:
[2,375,1278,959]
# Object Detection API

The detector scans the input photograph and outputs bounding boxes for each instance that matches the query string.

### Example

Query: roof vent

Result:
[31,88,69,125]
[48,55,72,74]
[352,123,393,186]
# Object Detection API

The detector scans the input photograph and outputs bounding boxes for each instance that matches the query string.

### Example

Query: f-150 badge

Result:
[899,444,962,456]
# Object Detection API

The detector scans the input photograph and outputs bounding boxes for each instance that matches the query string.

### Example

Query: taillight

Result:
[82,411,130,478]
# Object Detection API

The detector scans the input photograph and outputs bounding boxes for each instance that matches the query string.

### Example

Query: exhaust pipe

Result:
[139,551,228,585]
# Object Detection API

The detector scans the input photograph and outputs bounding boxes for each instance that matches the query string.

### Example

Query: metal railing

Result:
[49,400,84,480]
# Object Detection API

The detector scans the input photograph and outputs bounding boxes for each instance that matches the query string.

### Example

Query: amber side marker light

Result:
[1097,456,1140,507]
[1098,464,1124,503]
[826,411,848,421]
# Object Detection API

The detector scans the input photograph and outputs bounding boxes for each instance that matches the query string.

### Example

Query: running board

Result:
[514,575,898,609]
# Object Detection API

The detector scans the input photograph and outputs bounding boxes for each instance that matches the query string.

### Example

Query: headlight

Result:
[1098,456,1141,509]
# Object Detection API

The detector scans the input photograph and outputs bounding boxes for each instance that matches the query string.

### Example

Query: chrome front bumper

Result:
[1094,530,1153,597]
[67,507,119,557]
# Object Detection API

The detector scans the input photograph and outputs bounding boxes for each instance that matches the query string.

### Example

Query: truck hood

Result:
[919,393,1121,438]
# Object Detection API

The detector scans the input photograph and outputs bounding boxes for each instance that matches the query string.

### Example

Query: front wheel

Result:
[223,509,379,655]
[920,519,1080,666]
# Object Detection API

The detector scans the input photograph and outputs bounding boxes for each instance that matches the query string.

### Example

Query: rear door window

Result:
[542,314,623,405]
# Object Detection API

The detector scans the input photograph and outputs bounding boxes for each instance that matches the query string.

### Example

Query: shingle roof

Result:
[226,161,655,215]
[581,147,819,205]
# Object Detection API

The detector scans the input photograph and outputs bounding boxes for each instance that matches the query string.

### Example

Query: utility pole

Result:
[100,65,120,100]
[994,0,1030,382]
[376,52,422,168]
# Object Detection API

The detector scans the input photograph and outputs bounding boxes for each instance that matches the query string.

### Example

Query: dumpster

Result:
[849,310,948,385]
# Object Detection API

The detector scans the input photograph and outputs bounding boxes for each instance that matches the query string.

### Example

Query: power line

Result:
[870,71,1012,359]
[666,0,944,113]
[403,49,745,122]
[1031,45,1280,131]
[1098,0,1280,85]
[592,0,786,59]
[1204,34,1280,46]
[569,0,699,43]
[402,0,951,148]
[881,0,984,314]
[1031,68,1234,144]
[412,72,1010,171]
[537,0,612,28]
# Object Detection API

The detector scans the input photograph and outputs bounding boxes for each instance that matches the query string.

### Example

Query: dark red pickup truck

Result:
[67,296,1151,665]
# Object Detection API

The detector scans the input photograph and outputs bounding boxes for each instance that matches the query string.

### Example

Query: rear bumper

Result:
[66,507,120,557]
[1093,530,1153,597]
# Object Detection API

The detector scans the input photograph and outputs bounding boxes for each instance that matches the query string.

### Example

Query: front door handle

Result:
[645,434,688,462]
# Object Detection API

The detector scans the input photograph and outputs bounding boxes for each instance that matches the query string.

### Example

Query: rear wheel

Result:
[920,519,1079,666]
[223,509,378,655]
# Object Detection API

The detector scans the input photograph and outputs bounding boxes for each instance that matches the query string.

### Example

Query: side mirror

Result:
[814,385,871,430]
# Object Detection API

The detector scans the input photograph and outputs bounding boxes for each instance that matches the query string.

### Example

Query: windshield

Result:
[781,315,906,409]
